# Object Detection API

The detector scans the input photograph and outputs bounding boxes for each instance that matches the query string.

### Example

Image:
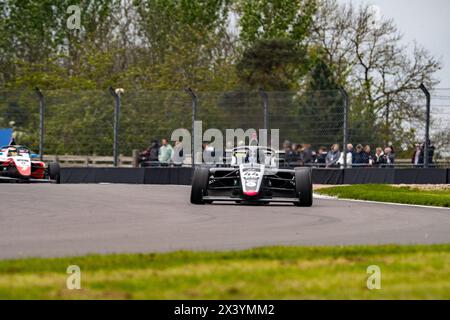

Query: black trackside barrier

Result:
[312,168,344,185]
[343,168,395,184]
[61,168,146,184]
[61,167,450,185]
[342,168,448,184]
[392,168,447,184]
[61,167,192,185]
[143,167,193,185]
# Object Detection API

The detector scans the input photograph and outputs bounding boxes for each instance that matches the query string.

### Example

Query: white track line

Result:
[313,193,450,211]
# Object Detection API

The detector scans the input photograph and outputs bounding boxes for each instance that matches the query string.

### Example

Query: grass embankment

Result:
[316,184,450,207]
[1,245,450,299]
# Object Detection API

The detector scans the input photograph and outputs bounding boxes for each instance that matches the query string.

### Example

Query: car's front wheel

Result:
[48,162,61,184]
[294,167,313,207]
[190,166,210,204]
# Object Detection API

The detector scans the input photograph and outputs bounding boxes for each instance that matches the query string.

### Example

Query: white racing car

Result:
[0,144,60,183]
[190,145,313,206]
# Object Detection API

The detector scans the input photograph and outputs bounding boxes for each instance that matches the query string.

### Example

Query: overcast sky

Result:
[342,0,450,88]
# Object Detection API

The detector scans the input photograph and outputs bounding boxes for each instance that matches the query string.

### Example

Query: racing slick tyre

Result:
[294,167,313,207]
[48,162,61,184]
[190,166,210,205]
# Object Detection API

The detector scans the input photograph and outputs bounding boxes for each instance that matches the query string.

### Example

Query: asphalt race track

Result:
[0,184,449,259]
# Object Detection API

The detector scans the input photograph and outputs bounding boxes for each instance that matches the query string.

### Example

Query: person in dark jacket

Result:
[373,147,385,167]
[139,139,160,167]
[426,141,435,166]
[283,141,298,167]
[387,143,396,161]
[352,144,364,166]
[301,143,315,165]
[382,146,395,166]
[413,141,435,167]
[362,145,373,166]
[315,146,328,167]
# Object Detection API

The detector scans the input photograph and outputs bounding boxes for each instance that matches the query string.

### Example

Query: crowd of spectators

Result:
[138,139,215,167]
[282,141,397,168]
[138,138,185,167]
[282,140,435,168]
[138,138,435,168]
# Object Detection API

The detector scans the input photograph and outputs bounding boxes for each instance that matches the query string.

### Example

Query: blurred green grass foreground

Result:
[0,245,449,299]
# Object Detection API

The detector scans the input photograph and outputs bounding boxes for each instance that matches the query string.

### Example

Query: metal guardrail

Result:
[43,154,135,167]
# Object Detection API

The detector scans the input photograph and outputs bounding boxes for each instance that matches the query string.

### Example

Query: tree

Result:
[311,0,441,148]
[236,38,308,90]
[0,0,121,89]
[238,0,317,44]
[295,58,344,147]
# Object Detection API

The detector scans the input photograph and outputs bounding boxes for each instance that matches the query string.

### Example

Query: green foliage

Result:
[296,58,344,147]
[237,38,308,90]
[238,0,317,43]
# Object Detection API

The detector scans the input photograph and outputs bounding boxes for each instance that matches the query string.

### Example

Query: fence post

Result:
[340,88,349,169]
[35,87,45,161]
[185,87,197,166]
[259,88,269,130]
[109,87,121,167]
[132,149,139,168]
[419,83,431,168]
[385,93,391,146]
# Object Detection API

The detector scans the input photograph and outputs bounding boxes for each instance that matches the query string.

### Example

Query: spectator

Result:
[295,144,305,166]
[301,143,315,165]
[315,146,328,167]
[346,144,354,165]
[411,143,423,167]
[387,143,396,161]
[337,146,352,168]
[139,139,160,167]
[326,144,341,168]
[347,143,355,163]
[383,146,395,166]
[362,145,373,166]
[172,140,185,166]
[411,141,435,167]
[427,140,435,166]
[373,147,385,167]
[283,140,298,166]
[352,144,364,166]
[158,138,173,165]
[203,142,216,164]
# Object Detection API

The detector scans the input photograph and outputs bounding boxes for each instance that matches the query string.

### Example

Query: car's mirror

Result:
[30,154,39,159]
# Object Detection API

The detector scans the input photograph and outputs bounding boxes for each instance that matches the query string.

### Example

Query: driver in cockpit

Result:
[8,149,17,157]
[245,133,266,164]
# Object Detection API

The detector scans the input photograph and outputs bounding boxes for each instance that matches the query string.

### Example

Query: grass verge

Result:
[315,184,450,207]
[0,245,449,299]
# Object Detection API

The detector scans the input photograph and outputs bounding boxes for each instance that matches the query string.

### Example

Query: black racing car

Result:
[190,146,313,206]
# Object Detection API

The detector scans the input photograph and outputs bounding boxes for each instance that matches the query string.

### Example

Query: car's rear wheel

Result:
[190,166,210,204]
[48,162,61,184]
[294,167,313,207]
